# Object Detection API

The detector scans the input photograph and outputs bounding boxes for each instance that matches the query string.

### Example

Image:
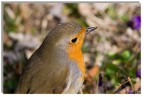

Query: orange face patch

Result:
[66,27,86,80]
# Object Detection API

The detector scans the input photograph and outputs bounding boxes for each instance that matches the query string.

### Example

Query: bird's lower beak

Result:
[86,27,97,34]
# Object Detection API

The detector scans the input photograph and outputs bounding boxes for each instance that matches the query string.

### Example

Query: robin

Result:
[15,23,97,94]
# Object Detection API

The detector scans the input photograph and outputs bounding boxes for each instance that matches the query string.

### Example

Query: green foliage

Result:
[77,18,89,27]
[4,76,19,93]
[121,50,131,60]
[65,3,79,17]
[101,49,138,89]
[106,6,117,20]
[3,4,17,33]
[65,3,88,27]
[82,44,89,53]
[120,15,129,22]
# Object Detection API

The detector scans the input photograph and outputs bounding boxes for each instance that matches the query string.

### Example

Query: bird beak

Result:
[86,27,97,34]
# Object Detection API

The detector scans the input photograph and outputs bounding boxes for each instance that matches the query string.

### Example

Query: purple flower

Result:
[98,73,103,86]
[127,15,141,30]
[136,68,141,78]
[128,90,133,94]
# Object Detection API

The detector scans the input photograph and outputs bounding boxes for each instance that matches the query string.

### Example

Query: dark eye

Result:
[71,38,77,43]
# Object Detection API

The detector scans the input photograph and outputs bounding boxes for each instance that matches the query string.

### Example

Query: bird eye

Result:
[71,38,77,43]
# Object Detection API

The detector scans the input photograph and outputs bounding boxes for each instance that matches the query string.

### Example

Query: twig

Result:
[113,77,134,93]
[96,73,99,94]
[128,77,134,92]
[113,80,129,93]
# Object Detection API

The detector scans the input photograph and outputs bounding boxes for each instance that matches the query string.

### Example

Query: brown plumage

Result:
[15,23,97,94]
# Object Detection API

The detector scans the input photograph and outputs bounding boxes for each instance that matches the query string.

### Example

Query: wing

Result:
[15,51,70,94]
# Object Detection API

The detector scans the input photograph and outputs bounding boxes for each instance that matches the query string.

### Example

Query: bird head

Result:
[44,23,97,51]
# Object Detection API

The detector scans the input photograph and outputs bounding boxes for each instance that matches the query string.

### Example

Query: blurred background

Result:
[3,3,141,94]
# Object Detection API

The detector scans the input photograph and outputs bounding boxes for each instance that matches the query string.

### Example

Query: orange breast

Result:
[67,27,86,80]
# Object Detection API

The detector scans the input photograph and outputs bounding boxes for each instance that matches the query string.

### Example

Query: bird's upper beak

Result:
[86,27,97,34]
